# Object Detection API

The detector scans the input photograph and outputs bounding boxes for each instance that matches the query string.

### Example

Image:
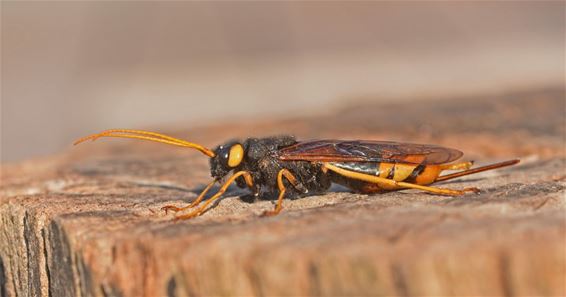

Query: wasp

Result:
[75,129,519,220]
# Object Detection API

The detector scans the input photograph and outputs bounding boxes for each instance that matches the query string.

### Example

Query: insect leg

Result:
[161,179,217,214]
[261,169,302,217]
[174,171,254,221]
[324,163,478,196]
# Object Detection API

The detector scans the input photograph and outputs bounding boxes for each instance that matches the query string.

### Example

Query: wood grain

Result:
[1,88,564,296]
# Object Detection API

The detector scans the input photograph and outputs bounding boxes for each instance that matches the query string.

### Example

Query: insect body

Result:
[75,129,519,220]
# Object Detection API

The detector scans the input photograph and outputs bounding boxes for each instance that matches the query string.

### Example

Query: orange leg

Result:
[261,169,301,217]
[174,171,254,221]
[161,179,217,214]
[324,163,479,196]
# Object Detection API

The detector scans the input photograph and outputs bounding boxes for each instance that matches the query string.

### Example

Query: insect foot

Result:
[161,205,186,214]
[464,187,481,194]
[444,187,481,196]
[174,210,202,222]
[260,209,282,217]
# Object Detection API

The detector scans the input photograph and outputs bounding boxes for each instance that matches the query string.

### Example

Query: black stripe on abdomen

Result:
[386,165,396,179]
[330,162,380,176]
[404,164,426,183]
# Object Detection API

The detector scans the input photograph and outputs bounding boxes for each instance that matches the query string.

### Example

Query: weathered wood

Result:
[1,88,565,296]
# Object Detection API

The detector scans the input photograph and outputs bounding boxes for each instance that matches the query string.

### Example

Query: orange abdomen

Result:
[414,165,442,185]
[376,163,441,189]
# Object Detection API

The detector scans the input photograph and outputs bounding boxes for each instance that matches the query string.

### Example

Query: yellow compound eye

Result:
[227,144,244,167]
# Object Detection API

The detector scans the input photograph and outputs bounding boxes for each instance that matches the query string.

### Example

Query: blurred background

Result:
[1,1,564,163]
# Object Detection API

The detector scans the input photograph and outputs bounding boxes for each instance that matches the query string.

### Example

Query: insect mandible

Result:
[74,129,519,220]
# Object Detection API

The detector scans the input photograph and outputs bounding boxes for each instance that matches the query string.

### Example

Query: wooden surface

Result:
[1,88,565,297]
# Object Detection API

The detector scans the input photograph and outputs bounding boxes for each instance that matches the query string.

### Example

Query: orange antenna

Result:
[74,129,215,157]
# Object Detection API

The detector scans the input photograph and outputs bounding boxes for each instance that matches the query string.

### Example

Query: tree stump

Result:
[1,88,564,296]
